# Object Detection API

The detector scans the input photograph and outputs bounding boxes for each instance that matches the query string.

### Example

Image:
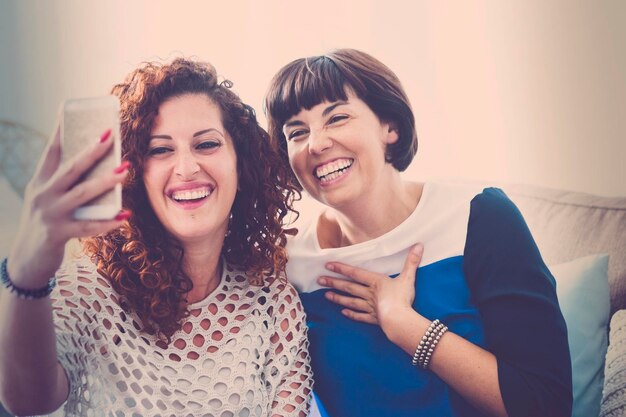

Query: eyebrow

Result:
[283,101,348,129]
[149,128,224,140]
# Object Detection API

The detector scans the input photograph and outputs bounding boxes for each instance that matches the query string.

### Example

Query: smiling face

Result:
[142,93,238,244]
[283,90,399,210]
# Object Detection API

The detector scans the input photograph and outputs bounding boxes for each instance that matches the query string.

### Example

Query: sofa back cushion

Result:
[503,184,626,316]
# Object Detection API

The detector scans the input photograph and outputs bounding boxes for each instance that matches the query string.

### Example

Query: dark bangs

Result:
[265,55,360,131]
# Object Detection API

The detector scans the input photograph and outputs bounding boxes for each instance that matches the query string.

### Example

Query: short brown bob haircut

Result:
[264,48,418,182]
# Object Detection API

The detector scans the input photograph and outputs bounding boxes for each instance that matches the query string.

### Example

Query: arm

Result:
[266,281,313,417]
[0,125,128,415]
[462,188,572,417]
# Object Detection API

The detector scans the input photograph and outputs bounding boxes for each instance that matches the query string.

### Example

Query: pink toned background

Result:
[1,1,624,223]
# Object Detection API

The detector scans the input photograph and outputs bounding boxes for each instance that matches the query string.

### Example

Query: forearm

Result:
[382,308,508,417]
[0,274,67,414]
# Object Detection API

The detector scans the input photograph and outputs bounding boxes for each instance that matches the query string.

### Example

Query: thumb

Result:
[400,243,424,283]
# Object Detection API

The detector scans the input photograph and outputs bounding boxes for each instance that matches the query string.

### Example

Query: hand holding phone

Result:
[7,101,129,294]
[61,96,122,220]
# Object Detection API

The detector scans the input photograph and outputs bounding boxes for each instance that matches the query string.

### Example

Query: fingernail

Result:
[113,160,131,174]
[114,210,131,221]
[99,129,112,143]
[325,263,335,272]
[318,277,327,286]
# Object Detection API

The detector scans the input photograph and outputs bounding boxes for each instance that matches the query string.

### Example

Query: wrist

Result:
[379,306,427,343]
[7,242,63,289]
[2,258,57,299]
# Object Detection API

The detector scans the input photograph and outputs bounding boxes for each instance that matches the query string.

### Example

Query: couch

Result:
[502,183,626,417]
[1,121,625,416]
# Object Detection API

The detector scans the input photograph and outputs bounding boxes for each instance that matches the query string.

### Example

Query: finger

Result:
[325,291,373,313]
[325,262,380,286]
[52,162,128,215]
[400,243,424,283]
[49,129,115,193]
[341,309,378,325]
[318,276,370,299]
[64,212,130,238]
[34,122,62,182]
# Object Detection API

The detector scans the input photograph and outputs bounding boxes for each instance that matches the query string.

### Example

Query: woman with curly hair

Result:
[0,58,312,416]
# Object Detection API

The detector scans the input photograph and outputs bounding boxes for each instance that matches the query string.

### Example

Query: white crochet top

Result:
[50,255,312,417]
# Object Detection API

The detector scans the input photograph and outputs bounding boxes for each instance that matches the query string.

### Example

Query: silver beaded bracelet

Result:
[411,319,449,370]
[1,257,56,300]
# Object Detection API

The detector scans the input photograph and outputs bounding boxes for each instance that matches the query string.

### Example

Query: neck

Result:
[179,238,224,304]
[319,176,423,248]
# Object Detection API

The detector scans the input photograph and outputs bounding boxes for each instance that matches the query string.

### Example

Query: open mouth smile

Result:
[171,187,212,201]
[167,185,214,209]
[314,158,354,183]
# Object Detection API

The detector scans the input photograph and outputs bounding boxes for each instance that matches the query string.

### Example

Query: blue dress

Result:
[286,183,572,417]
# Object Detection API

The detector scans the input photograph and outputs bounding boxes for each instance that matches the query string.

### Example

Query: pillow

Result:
[551,254,610,417]
[0,175,23,259]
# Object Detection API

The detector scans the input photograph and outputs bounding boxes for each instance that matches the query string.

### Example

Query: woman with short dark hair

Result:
[265,49,572,417]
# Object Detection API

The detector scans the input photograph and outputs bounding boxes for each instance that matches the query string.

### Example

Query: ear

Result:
[384,121,399,144]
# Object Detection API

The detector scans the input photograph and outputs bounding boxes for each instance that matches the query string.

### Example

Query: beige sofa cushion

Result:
[503,184,626,317]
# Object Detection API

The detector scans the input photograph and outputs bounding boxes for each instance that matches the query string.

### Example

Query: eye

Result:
[287,129,308,141]
[196,140,221,150]
[328,114,348,124]
[147,146,171,156]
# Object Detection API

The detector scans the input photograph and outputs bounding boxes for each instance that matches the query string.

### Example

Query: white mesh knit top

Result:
[50,255,312,417]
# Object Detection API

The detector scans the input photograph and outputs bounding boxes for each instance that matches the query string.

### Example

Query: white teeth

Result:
[315,159,353,181]
[172,188,211,201]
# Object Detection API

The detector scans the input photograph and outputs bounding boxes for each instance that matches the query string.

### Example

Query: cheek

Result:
[287,145,306,174]
[227,152,238,192]
[142,166,161,202]
[142,179,158,205]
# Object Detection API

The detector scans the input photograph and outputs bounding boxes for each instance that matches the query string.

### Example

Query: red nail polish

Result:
[113,161,130,174]
[99,129,112,143]
[114,210,131,221]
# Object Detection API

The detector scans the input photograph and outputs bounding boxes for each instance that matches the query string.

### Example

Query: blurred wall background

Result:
[1,2,624,414]
[0,0,624,201]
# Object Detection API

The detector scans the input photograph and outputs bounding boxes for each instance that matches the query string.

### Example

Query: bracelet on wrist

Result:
[1,257,56,300]
[411,318,449,370]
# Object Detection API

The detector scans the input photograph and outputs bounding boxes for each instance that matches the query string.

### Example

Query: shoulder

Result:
[264,274,305,327]
[221,265,301,310]
[223,265,305,326]
[418,181,494,224]
[469,187,521,220]
[265,274,301,307]
[463,187,555,292]
[51,253,125,341]
[52,252,118,312]
[54,252,111,294]
[466,187,535,248]
[286,213,319,255]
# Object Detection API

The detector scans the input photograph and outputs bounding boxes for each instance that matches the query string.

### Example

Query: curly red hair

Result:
[83,58,300,342]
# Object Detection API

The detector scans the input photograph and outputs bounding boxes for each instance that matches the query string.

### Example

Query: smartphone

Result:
[61,95,122,220]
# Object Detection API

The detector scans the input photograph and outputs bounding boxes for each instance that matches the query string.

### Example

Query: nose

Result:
[307,129,333,155]
[174,149,200,179]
